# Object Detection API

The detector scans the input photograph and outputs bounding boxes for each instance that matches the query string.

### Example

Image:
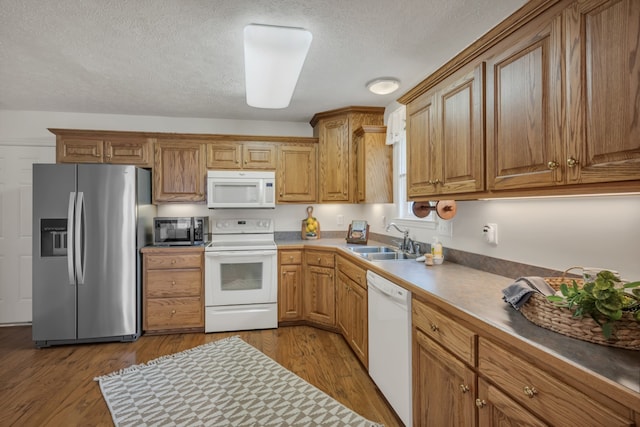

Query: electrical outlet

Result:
[437,220,453,237]
[337,215,344,226]
[381,215,386,227]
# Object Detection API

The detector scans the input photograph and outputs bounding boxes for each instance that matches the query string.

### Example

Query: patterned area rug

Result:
[95,336,383,427]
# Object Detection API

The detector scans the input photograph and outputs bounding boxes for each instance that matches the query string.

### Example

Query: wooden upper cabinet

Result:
[311,107,385,203]
[485,13,564,191]
[277,143,317,203]
[354,125,393,203]
[407,90,436,198]
[406,63,484,199]
[52,129,153,167]
[564,0,640,184]
[206,141,276,170]
[435,64,484,195]
[154,141,205,203]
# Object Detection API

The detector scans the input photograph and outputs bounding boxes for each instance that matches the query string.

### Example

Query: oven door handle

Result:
[206,250,276,257]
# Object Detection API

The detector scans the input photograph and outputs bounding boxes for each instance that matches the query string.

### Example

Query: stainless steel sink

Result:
[347,246,397,254]
[347,246,417,261]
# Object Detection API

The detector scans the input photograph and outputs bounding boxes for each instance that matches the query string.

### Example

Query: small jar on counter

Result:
[424,253,434,266]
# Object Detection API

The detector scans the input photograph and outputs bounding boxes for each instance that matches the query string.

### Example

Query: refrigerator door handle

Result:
[67,192,76,285]
[75,192,85,285]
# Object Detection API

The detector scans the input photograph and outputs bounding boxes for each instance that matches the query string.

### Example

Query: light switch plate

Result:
[437,220,453,237]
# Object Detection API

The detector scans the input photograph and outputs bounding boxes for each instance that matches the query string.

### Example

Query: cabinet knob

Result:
[475,399,487,409]
[547,160,559,170]
[171,259,176,264]
[567,157,579,168]
[171,281,176,286]
[459,384,470,393]
[280,193,283,197]
[244,160,247,164]
[430,323,439,332]
[523,386,538,398]
[289,256,294,260]
[170,309,176,315]
[317,258,321,263]
[433,179,441,184]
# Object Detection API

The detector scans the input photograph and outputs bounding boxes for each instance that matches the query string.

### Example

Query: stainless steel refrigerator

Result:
[32,164,155,347]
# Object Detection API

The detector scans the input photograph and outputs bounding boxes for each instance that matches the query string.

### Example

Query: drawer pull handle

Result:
[523,386,538,398]
[475,399,486,409]
[459,384,469,393]
[430,324,439,332]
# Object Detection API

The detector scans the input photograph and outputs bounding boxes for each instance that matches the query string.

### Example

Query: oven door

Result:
[205,249,277,306]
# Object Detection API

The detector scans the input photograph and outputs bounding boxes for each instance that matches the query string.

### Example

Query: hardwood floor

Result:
[0,325,402,426]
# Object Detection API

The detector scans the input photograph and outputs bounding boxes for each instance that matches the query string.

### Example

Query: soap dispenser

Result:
[431,236,444,264]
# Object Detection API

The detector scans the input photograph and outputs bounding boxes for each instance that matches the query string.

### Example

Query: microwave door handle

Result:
[67,192,76,284]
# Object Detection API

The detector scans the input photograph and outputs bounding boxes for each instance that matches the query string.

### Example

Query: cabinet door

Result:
[477,378,547,427]
[319,118,350,202]
[57,138,103,163]
[277,144,317,203]
[304,265,335,326]
[336,272,350,337]
[105,138,152,167]
[486,14,564,190]
[279,264,303,322]
[348,279,368,367]
[436,64,484,195]
[154,142,205,202]
[406,91,436,198]
[565,0,640,183]
[243,142,276,169]
[206,142,242,169]
[414,329,476,427]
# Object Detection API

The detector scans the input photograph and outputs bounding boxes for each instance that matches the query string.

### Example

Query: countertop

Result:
[277,238,640,398]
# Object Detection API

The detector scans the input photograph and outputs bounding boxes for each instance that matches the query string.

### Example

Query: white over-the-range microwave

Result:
[207,170,276,208]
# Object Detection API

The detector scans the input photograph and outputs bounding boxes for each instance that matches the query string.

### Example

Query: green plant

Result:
[547,270,640,339]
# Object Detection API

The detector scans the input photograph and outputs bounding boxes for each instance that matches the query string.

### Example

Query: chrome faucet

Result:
[386,223,412,252]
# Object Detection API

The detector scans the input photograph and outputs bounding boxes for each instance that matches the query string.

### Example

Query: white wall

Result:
[363,195,640,279]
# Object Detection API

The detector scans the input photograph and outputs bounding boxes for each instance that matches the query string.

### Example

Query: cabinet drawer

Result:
[412,298,476,366]
[337,256,366,289]
[478,338,632,427]
[146,270,201,297]
[145,297,203,330]
[144,253,202,270]
[305,250,335,267]
[280,250,302,265]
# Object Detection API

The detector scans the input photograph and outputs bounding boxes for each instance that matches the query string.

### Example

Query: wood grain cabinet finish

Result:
[278,250,304,322]
[303,249,336,327]
[153,141,205,203]
[142,249,204,334]
[336,256,368,368]
[476,378,547,427]
[485,12,564,191]
[354,126,393,203]
[413,328,476,427]
[564,0,640,184]
[406,64,484,199]
[52,130,153,167]
[311,107,384,203]
[277,143,317,203]
[206,141,276,170]
[478,337,633,427]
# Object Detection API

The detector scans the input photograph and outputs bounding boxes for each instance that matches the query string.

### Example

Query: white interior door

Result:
[0,144,55,324]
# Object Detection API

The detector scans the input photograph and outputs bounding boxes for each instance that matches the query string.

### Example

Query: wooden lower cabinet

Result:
[412,299,476,427]
[336,256,368,367]
[278,250,303,322]
[301,249,336,327]
[476,378,547,427]
[142,248,204,334]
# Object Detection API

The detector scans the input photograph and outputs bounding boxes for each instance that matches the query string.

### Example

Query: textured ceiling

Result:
[0,0,527,123]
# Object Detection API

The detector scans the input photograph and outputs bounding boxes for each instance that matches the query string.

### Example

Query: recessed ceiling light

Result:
[244,24,312,109]
[366,78,400,95]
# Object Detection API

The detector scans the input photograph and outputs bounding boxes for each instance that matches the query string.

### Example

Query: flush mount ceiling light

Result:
[244,24,312,109]
[366,78,400,95]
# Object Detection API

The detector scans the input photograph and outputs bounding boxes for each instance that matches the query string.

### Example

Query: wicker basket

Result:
[519,270,640,350]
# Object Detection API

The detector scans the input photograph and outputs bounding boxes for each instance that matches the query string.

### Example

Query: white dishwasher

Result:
[367,270,412,427]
